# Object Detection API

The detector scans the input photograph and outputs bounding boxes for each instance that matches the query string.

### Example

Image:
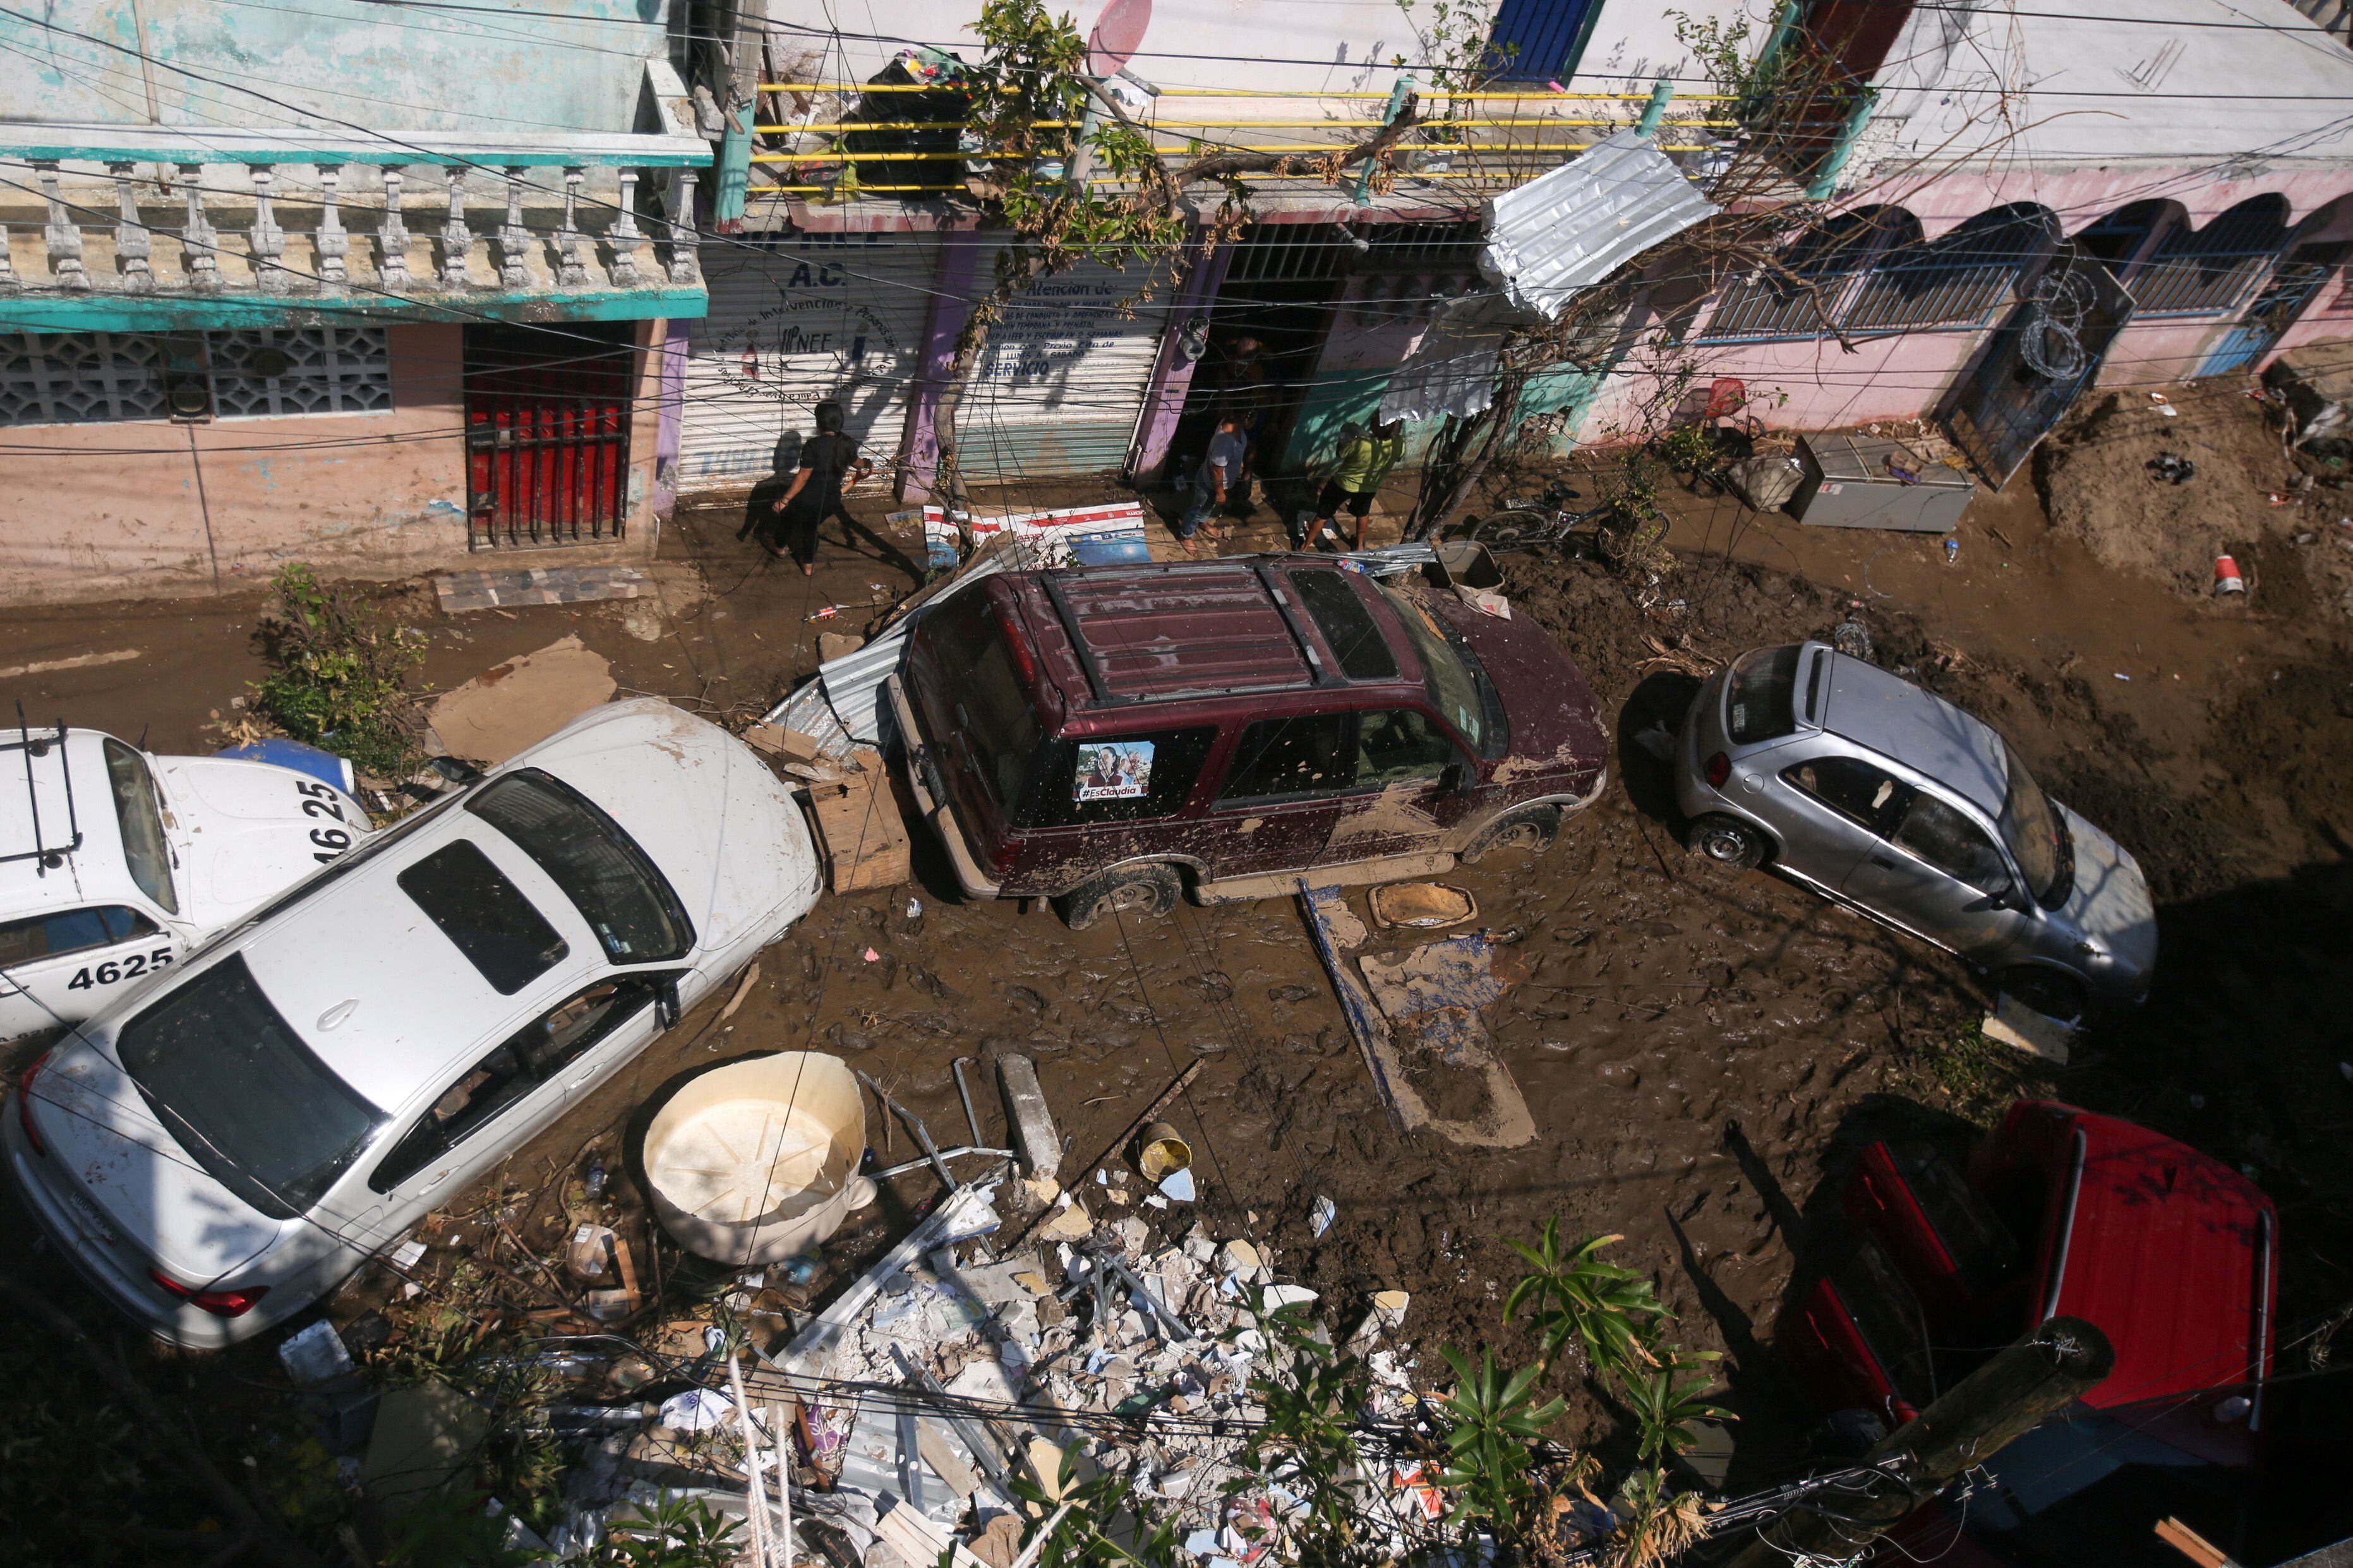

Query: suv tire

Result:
[1686,813,1768,870]
[1056,864,1183,931]
[1460,805,1563,865]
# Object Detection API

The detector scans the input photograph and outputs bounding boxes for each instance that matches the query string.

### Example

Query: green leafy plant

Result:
[385,1485,552,1568]
[1222,1295,1391,1568]
[1433,1348,1567,1529]
[1613,1338,1735,1466]
[590,1494,742,1568]
[1004,1444,1186,1568]
[1613,1463,1710,1568]
[1503,1221,1670,1378]
[251,561,424,777]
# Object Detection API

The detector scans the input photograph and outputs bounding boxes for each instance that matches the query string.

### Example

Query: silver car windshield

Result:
[116,954,385,1219]
[1997,745,2071,907]
[103,739,178,915]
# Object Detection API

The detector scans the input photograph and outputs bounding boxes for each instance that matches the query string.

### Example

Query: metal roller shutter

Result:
[954,254,1177,482]
[677,232,942,493]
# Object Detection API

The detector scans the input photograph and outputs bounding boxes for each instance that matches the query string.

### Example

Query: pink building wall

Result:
[1581,165,2353,443]
[0,321,668,607]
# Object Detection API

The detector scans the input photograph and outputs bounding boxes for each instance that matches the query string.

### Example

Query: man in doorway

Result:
[1310,416,1406,551]
[1179,412,1248,548]
[746,399,873,575]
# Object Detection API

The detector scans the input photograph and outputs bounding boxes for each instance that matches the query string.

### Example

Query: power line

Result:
[753,14,2353,103]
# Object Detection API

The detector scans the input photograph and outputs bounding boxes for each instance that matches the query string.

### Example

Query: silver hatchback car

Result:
[1675,642,2155,1014]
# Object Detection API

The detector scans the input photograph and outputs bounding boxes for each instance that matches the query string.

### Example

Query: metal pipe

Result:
[869,1145,1016,1181]
[855,1070,956,1189]
[1805,88,1879,201]
[950,1057,985,1146]
[1095,1252,1193,1341]
[1635,79,1673,137]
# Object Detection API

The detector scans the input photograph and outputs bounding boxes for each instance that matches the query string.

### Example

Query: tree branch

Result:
[1170,97,1421,187]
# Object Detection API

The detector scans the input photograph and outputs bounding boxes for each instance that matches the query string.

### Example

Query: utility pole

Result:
[1723,1316,2115,1568]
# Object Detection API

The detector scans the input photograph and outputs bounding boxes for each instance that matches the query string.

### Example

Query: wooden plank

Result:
[808,766,912,892]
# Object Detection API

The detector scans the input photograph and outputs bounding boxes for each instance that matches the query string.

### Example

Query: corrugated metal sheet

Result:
[763,553,1018,743]
[819,636,908,744]
[678,232,942,491]
[954,255,1176,481]
[1380,294,1515,422]
[1481,130,1719,321]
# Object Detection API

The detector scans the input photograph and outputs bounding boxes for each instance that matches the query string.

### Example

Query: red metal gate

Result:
[463,322,635,548]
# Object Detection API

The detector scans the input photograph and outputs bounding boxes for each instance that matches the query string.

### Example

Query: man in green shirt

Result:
[1311,417,1406,550]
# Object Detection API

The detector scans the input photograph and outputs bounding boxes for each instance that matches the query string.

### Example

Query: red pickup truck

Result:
[1778,1100,2278,1565]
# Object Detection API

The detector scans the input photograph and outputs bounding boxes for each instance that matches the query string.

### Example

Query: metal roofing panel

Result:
[761,555,1016,745]
[1481,129,1719,321]
[679,233,942,492]
[1379,293,1513,424]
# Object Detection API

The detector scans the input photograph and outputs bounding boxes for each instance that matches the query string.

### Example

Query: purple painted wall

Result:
[897,229,990,501]
[1129,238,1236,481]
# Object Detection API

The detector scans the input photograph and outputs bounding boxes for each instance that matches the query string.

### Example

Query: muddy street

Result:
[5,385,2351,1557]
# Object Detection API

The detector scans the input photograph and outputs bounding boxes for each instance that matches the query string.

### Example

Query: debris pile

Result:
[333,1056,1430,1566]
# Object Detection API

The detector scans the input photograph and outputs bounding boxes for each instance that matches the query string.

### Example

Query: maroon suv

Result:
[884,556,1608,928]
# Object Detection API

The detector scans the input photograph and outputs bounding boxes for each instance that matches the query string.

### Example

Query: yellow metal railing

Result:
[755,117,1735,133]
[757,83,1738,100]
[747,83,1732,186]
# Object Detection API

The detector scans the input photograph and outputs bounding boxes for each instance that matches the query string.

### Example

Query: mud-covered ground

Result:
[6,398,2353,1550]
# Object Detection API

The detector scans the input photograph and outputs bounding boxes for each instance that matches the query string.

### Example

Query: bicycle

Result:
[1453,479,1613,553]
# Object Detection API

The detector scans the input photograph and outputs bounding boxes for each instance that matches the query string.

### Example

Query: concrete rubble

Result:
[498,1158,1425,1565]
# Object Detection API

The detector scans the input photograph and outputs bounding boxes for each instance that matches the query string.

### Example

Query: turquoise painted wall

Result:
[1512,361,1606,457]
[1285,359,1607,476]
[2,0,666,138]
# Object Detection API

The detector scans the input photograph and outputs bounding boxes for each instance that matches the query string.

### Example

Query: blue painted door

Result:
[1487,0,1603,81]
[2194,242,2348,380]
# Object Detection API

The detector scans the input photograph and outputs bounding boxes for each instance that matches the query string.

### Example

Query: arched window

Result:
[1844,205,2055,332]
[2074,200,2172,277]
[1696,210,1890,342]
[2131,195,2291,316]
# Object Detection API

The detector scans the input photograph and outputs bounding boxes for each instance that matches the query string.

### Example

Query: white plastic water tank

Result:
[641,1052,877,1264]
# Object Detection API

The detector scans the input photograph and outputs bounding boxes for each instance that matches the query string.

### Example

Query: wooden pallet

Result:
[806,750,913,892]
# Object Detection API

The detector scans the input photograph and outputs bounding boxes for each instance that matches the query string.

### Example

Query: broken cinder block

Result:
[998,1054,1061,1181]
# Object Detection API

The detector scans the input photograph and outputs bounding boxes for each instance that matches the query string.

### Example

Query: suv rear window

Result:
[1727,645,1803,745]
[1030,727,1217,827]
[118,954,385,1219]
[1290,570,1397,681]
[398,839,570,995]
[927,594,1040,813]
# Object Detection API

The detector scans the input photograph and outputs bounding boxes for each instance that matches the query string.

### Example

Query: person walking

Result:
[1179,412,1248,548]
[1310,416,1406,550]
[746,400,873,575]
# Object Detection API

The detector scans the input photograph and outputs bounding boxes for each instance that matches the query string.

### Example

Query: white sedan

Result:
[0,727,376,1041]
[5,700,821,1347]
